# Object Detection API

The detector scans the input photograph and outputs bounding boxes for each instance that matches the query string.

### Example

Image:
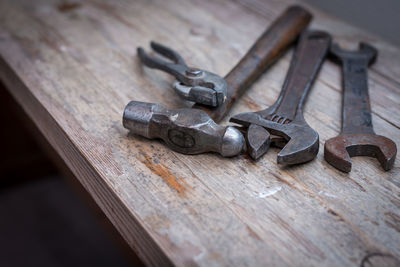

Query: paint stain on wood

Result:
[58,2,82,13]
[140,151,188,197]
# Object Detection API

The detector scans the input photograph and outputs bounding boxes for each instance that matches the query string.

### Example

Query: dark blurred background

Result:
[0,82,142,266]
[304,0,400,46]
[1,1,399,267]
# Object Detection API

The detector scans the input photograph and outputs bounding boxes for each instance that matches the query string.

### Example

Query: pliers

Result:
[137,42,227,107]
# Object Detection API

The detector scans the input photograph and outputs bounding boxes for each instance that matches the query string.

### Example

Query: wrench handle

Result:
[341,58,375,134]
[271,31,330,121]
[194,5,312,122]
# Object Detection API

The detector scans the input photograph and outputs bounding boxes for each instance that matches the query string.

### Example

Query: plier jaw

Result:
[137,41,227,107]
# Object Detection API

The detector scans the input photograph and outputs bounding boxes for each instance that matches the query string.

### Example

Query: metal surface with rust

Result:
[324,43,397,172]
[123,101,244,157]
[138,41,227,107]
[125,6,311,157]
[195,5,312,122]
[231,31,331,164]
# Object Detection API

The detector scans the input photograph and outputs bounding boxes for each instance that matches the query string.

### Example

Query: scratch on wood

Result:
[152,231,202,266]
[241,153,259,168]
[384,212,400,233]
[270,172,296,190]
[243,96,262,111]
[327,209,345,221]
[87,0,139,30]
[140,151,189,197]
[144,214,171,231]
[390,198,400,208]
[273,213,325,260]
[360,252,400,267]
[246,225,262,241]
[39,34,62,54]
[347,177,366,192]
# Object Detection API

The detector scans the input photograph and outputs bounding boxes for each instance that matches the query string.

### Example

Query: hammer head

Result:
[123,101,245,157]
[231,112,319,164]
[324,134,397,172]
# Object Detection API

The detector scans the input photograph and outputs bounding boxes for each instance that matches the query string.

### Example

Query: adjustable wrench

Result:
[231,31,331,164]
[324,43,397,172]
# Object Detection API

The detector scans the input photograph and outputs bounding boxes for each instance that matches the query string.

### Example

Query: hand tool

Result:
[324,43,397,172]
[123,6,312,157]
[138,42,227,107]
[123,101,244,156]
[231,31,331,164]
[196,5,312,123]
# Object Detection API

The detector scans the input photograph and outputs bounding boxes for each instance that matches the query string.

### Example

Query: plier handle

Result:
[137,42,227,107]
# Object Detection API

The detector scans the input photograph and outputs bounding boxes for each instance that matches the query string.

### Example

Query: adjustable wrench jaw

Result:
[324,134,397,172]
[231,112,319,164]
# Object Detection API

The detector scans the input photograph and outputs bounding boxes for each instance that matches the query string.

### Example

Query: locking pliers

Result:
[137,42,227,107]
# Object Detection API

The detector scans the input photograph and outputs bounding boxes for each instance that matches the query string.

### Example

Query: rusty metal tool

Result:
[324,43,397,172]
[123,6,312,157]
[231,31,331,164]
[196,5,312,123]
[123,101,244,156]
[138,42,227,107]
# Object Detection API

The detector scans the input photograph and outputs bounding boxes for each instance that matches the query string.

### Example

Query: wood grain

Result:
[0,0,399,266]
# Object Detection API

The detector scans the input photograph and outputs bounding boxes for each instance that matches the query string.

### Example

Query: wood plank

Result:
[0,0,399,266]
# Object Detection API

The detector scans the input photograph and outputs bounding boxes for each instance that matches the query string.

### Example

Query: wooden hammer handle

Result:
[195,5,312,122]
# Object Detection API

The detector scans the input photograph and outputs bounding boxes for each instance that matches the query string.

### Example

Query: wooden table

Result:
[1,0,399,266]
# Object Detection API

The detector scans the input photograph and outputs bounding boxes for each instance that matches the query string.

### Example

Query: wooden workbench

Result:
[1,0,399,266]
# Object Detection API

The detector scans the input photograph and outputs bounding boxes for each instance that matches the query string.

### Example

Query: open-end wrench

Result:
[324,43,397,172]
[123,6,311,157]
[231,31,331,164]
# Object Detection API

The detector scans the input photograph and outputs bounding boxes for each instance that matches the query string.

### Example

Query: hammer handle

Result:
[195,5,312,122]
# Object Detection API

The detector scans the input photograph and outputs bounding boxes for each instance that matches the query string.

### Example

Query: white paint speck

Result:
[170,113,178,121]
[194,250,206,261]
[318,191,337,198]
[60,45,67,52]
[258,186,282,198]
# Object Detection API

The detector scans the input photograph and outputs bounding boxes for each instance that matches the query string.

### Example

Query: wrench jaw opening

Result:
[324,134,397,172]
[276,124,319,165]
[231,112,319,165]
[330,42,377,66]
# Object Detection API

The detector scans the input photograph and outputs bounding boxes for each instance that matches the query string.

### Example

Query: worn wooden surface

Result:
[0,0,399,266]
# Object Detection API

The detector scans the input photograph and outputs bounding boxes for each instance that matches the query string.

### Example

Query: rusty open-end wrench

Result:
[231,31,331,164]
[324,43,397,172]
[123,6,311,157]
